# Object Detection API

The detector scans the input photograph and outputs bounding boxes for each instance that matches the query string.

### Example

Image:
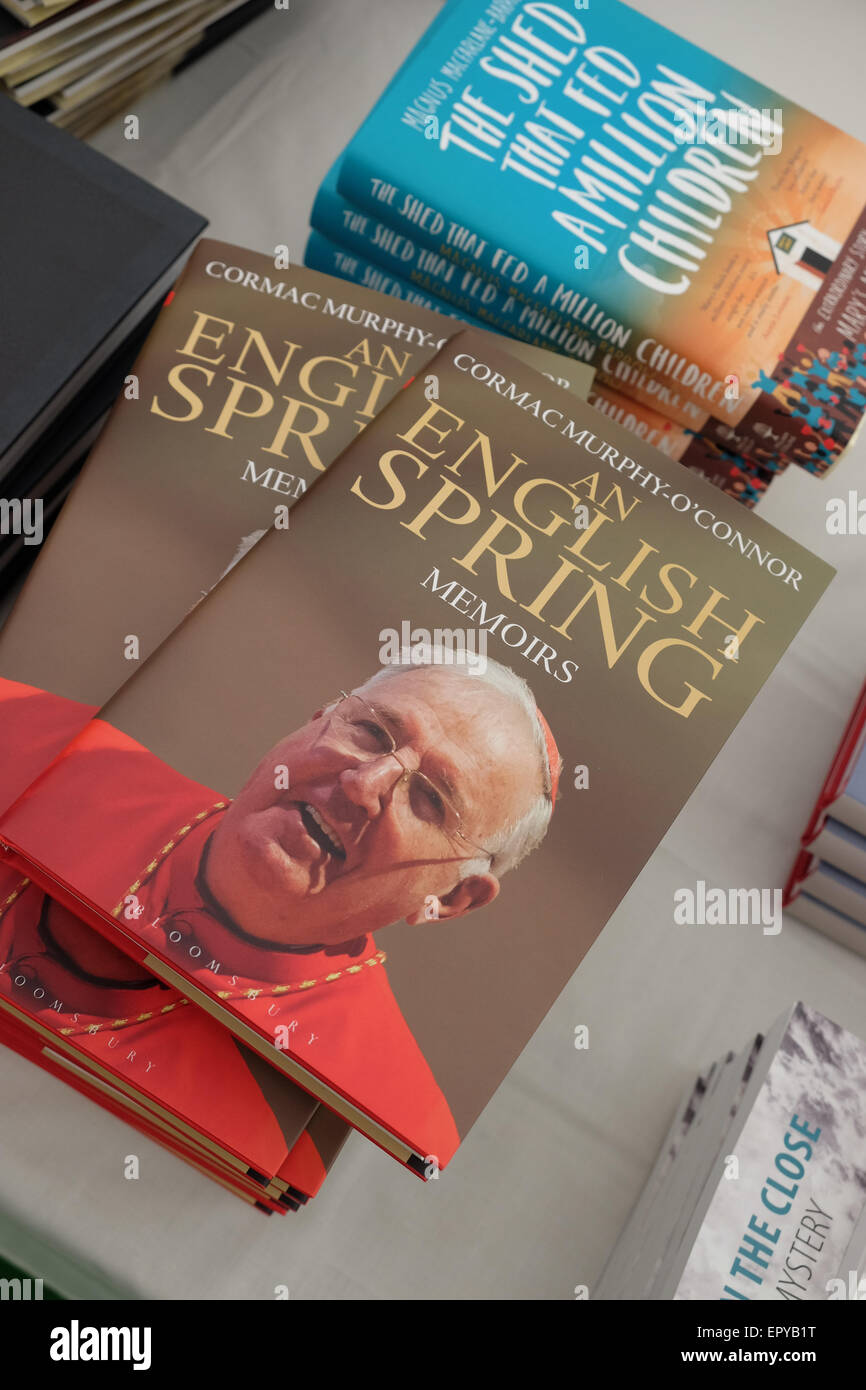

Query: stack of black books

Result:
[0,97,205,592]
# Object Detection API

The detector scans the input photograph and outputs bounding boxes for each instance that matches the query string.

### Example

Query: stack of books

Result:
[0,97,204,593]
[784,680,866,959]
[0,0,272,139]
[306,0,866,508]
[0,233,832,1215]
[597,1003,866,1300]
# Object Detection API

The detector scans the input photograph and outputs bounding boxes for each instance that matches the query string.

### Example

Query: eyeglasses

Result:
[324,691,494,864]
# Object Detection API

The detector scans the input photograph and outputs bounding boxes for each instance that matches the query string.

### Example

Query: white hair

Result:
[360,646,559,878]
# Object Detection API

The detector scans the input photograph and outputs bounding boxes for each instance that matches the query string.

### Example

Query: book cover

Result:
[303,229,599,404]
[0,328,833,1173]
[0,237,579,815]
[337,0,866,473]
[671,1004,866,1300]
[0,97,205,473]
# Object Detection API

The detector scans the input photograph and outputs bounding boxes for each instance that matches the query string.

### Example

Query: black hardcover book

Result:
[0,305,161,591]
[0,99,205,477]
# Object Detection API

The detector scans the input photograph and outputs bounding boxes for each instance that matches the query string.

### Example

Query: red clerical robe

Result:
[0,677,95,812]
[0,868,323,1189]
[3,718,460,1168]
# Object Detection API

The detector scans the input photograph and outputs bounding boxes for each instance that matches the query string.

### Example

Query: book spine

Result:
[305,227,762,505]
[321,171,726,431]
[586,380,690,462]
[310,181,618,368]
[303,230,482,325]
[312,169,603,368]
[587,386,768,507]
[337,152,723,427]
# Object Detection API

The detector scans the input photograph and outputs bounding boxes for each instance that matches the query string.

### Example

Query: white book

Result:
[668,1004,866,1301]
[594,1068,711,1300]
[645,1038,763,1300]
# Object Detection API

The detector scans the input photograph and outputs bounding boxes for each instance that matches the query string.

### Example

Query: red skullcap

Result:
[536,709,561,806]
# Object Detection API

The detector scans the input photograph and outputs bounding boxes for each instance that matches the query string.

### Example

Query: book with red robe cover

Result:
[0,1006,345,1206]
[0,1013,293,1211]
[0,328,832,1174]
[0,241,584,1191]
[0,864,330,1186]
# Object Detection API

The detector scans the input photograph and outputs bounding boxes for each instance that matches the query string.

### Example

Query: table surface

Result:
[2,0,866,1300]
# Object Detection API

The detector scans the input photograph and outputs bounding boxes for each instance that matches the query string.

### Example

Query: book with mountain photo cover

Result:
[0,328,833,1174]
[0,236,588,817]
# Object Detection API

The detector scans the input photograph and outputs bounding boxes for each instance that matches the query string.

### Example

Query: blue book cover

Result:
[338,0,866,471]
[304,227,481,322]
[303,229,599,401]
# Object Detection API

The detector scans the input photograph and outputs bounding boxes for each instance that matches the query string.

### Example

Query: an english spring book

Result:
[337,0,866,476]
[0,236,579,816]
[0,238,582,1196]
[0,328,832,1173]
[0,1005,347,1205]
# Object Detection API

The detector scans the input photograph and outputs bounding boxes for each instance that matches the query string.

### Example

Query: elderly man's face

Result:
[206,667,541,948]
